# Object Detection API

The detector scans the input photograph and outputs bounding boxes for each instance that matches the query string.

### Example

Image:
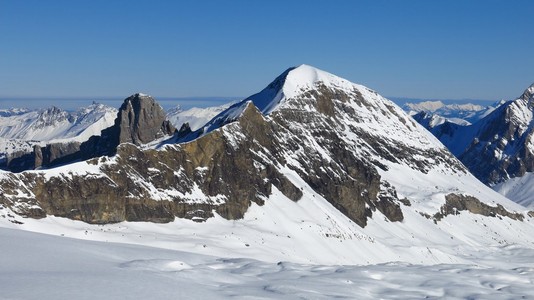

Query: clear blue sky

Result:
[1,0,533,103]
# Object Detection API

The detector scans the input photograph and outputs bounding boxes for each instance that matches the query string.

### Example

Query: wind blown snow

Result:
[1,227,533,300]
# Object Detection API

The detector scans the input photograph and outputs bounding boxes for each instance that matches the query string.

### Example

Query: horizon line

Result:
[0,95,500,102]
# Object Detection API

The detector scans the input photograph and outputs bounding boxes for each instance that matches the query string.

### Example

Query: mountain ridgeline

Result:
[411,83,534,186]
[0,65,530,228]
[0,103,117,169]
[4,94,175,171]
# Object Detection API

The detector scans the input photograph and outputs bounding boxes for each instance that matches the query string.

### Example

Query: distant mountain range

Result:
[403,84,534,208]
[404,100,504,125]
[0,103,117,166]
[0,101,230,169]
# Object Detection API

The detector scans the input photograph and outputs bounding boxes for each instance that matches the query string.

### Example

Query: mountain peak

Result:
[116,93,174,145]
[121,93,157,109]
[520,82,534,101]
[243,64,357,116]
[190,65,359,138]
[133,92,151,98]
[41,106,64,114]
[286,64,349,86]
[4,66,534,271]
[283,64,356,98]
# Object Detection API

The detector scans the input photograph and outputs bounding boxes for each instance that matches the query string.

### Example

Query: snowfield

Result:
[166,103,233,131]
[1,226,534,300]
[493,172,534,209]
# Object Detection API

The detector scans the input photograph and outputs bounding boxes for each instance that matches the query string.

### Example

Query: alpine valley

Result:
[1,65,534,299]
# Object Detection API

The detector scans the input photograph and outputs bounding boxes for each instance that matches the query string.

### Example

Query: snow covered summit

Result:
[520,82,534,102]
[196,64,444,152]
[247,64,359,114]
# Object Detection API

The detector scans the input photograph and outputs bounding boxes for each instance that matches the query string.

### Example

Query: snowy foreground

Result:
[1,173,534,299]
[1,227,534,300]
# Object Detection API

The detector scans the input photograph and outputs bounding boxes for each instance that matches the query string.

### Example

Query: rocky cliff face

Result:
[458,97,534,184]
[0,104,301,224]
[3,93,175,171]
[116,93,175,145]
[0,66,525,228]
[77,93,176,160]
[412,83,534,185]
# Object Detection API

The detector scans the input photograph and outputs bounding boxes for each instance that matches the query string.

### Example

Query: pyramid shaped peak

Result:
[243,64,360,115]
[283,64,355,92]
[193,65,372,139]
[289,63,336,75]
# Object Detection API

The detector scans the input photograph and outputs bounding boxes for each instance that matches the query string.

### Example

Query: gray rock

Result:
[116,93,175,145]
[433,193,524,221]
[2,93,176,172]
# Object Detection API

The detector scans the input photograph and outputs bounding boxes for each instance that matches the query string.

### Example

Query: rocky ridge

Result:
[412,83,534,185]
[3,94,175,171]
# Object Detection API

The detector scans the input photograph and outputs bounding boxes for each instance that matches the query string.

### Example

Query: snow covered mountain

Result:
[405,100,506,158]
[0,103,117,141]
[0,103,117,168]
[403,100,502,125]
[409,83,534,208]
[0,101,231,170]
[0,107,30,117]
[166,103,233,131]
[1,65,533,268]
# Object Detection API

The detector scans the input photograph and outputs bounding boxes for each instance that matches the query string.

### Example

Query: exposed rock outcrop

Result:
[434,194,524,221]
[36,142,81,168]
[78,93,176,160]
[412,82,534,186]
[116,93,175,145]
[3,93,176,172]
[0,104,302,224]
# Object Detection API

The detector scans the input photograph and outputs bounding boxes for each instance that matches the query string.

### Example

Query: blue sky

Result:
[1,0,533,105]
